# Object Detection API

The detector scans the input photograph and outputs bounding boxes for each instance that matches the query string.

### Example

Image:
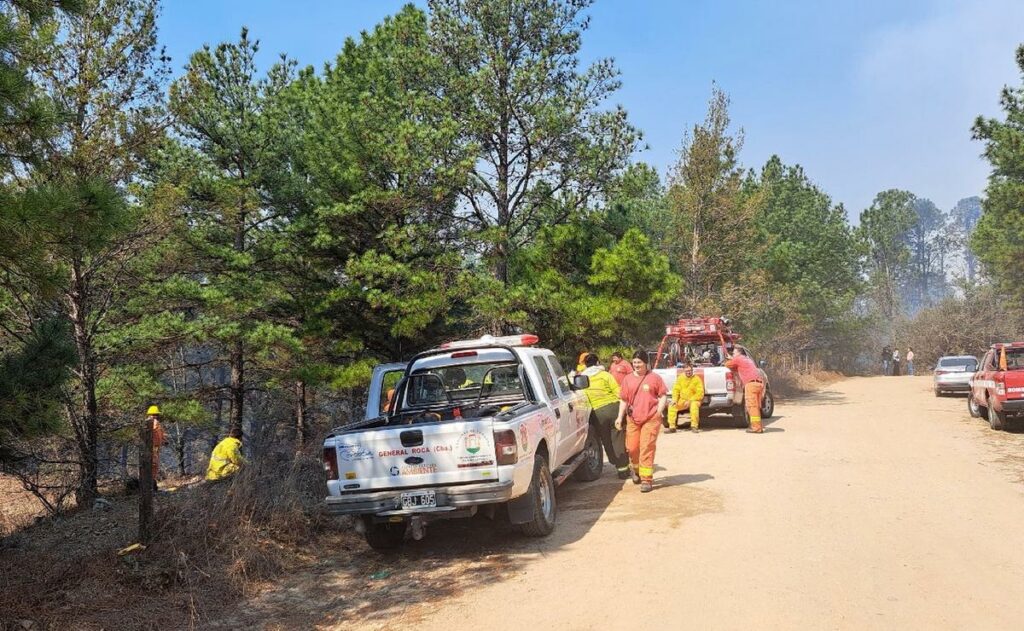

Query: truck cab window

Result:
[546,357,570,394]
[531,356,557,400]
[377,370,403,415]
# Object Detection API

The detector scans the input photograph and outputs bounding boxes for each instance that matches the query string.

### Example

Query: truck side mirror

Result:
[572,375,590,390]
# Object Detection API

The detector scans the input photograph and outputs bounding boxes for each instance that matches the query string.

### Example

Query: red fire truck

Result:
[968,342,1024,431]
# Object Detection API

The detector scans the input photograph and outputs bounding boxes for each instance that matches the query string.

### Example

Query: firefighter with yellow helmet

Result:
[146,405,165,489]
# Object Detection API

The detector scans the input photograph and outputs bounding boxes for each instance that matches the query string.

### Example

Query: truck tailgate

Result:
[329,419,499,491]
[700,367,729,394]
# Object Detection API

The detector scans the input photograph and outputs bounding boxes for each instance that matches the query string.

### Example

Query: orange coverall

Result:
[725,353,764,432]
[620,372,668,482]
[151,418,165,478]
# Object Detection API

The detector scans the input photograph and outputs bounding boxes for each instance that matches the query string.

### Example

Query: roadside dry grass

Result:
[770,368,845,399]
[0,453,338,630]
[0,476,48,538]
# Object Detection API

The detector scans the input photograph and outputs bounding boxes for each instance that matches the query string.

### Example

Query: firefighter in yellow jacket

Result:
[580,353,630,479]
[205,427,247,481]
[668,361,704,433]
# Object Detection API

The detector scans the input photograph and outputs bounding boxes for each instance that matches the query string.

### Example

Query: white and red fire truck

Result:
[968,342,1024,431]
[651,317,774,428]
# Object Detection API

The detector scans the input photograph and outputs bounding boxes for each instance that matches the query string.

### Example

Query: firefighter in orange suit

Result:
[725,348,765,433]
[615,350,668,493]
[668,361,704,433]
[146,405,165,490]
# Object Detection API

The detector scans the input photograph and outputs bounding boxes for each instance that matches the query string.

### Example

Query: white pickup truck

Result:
[652,317,774,428]
[322,334,602,550]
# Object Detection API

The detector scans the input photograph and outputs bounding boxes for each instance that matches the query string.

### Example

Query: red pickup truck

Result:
[967,342,1024,431]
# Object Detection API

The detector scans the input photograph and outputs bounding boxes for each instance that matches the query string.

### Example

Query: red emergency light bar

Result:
[440,334,540,350]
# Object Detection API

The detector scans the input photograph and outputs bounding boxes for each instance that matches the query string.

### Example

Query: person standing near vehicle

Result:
[580,354,629,479]
[881,346,891,376]
[906,347,915,376]
[574,351,589,375]
[669,361,704,433]
[615,350,668,493]
[725,348,766,433]
[892,347,901,376]
[608,351,631,386]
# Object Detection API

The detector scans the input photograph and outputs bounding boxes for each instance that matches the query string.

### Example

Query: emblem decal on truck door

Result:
[338,444,373,461]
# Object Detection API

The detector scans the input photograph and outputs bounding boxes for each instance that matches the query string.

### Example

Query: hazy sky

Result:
[158,0,1024,218]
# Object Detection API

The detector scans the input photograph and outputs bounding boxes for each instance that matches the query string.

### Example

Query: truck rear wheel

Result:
[363,516,406,550]
[518,454,556,537]
[760,388,775,419]
[732,404,749,429]
[989,404,1007,431]
[572,424,603,482]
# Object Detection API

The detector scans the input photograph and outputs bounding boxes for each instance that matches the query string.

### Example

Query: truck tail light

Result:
[494,430,518,466]
[725,371,735,393]
[323,446,339,480]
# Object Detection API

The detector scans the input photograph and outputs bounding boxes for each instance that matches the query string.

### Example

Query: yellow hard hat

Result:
[146,405,161,416]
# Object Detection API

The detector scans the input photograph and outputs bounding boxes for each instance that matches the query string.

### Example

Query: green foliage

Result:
[471,216,678,354]
[605,162,671,249]
[971,44,1024,304]
[667,87,765,318]
[858,189,916,320]
[751,155,862,349]
[0,0,167,503]
[0,318,75,461]
[291,4,472,362]
[428,0,641,286]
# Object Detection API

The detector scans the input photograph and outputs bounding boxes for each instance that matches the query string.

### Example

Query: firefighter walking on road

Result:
[580,354,630,479]
[668,361,704,433]
[616,350,668,493]
[725,348,766,433]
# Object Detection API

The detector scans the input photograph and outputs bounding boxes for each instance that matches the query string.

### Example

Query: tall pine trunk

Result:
[229,341,244,438]
[295,380,307,449]
[68,260,99,506]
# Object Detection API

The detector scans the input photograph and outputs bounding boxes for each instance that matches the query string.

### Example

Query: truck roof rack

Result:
[663,317,740,343]
[654,317,741,370]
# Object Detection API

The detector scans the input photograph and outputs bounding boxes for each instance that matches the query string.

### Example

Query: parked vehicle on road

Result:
[322,334,601,550]
[650,317,774,428]
[968,343,1024,430]
[933,355,978,396]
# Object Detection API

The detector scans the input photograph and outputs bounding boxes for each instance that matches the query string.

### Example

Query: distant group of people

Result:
[881,346,915,376]
[573,345,764,495]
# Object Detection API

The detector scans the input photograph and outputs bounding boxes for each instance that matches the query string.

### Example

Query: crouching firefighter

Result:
[580,353,630,479]
[668,361,704,433]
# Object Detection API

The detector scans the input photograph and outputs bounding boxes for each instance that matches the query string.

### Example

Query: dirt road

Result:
[228,376,1024,630]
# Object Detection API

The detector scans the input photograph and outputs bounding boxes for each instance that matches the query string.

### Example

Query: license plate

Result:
[400,490,436,510]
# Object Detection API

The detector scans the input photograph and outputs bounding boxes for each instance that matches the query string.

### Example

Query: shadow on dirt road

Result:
[208,465,642,630]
